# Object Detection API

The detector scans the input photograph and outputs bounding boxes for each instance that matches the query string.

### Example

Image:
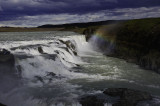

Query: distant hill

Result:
[37,20,124,28]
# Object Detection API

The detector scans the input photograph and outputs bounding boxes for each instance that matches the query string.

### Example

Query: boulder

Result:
[83,28,95,41]
[139,51,160,73]
[65,40,76,50]
[103,88,152,106]
[59,39,77,56]
[79,95,104,106]
[0,49,15,65]
[79,88,152,106]
[46,72,56,77]
[38,46,44,54]
[0,103,6,106]
[0,49,15,74]
[43,54,57,61]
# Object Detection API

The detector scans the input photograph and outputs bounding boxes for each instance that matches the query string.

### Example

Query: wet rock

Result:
[15,54,33,60]
[54,50,59,54]
[103,88,152,106]
[65,40,76,50]
[0,103,6,106]
[38,46,44,54]
[59,39,66,44]
[0,49,15,75]
[34,76,44,83]
[59,39,77,56]
[72,50,77,56]
[59,47,70,54]
[46,72,56,77]
[43,54,57,61]
[0,49,21,92]
[103,88,125,96]
[45,72,60,83]
[83,28,96,41]
[65,40,77,56]
[11,44,43,51]
[0,49,10,55]
[139,51,160,73]
[0,49,15,65]
[80,95,104,106]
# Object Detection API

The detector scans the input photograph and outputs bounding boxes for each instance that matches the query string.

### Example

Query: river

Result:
[0,31,160,106]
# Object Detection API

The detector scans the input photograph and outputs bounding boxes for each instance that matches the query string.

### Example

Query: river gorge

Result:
[0,31,160,106]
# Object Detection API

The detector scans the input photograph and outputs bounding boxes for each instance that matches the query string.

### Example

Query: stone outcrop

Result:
[0,103,6,106]
[79,88,152,106]
[103,88,152,106]
[0,49,15,65]
[83,18,160,74]
[83,28,96,41]
[38,46,44,54]
[79,95,104,106]
[59,39,77,56]
[0,49,15,75]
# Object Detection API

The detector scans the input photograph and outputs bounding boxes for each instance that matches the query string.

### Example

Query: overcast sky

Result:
[0,0,160,27]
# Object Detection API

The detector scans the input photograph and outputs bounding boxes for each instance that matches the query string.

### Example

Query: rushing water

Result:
[0,31,160,106]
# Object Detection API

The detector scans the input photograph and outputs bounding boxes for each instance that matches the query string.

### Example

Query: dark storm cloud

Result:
[0,0,160,26]
[1,6,160,27]
[1,0,159,17]
[0,0,117,17]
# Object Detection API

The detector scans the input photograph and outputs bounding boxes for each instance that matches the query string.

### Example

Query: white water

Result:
[0,31,160,106]
[0,32,106,106]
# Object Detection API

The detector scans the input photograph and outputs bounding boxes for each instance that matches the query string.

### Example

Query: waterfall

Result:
[8,35,88,78]
[1,32,160,106]
[0,34,105,106]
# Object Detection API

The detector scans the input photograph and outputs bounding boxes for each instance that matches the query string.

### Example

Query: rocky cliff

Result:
[83,18,160,73]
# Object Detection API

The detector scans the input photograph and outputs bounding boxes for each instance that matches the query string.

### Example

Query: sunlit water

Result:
[0,31,160,106]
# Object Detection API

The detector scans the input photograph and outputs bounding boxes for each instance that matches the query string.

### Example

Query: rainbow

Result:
[92,30,116,46]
